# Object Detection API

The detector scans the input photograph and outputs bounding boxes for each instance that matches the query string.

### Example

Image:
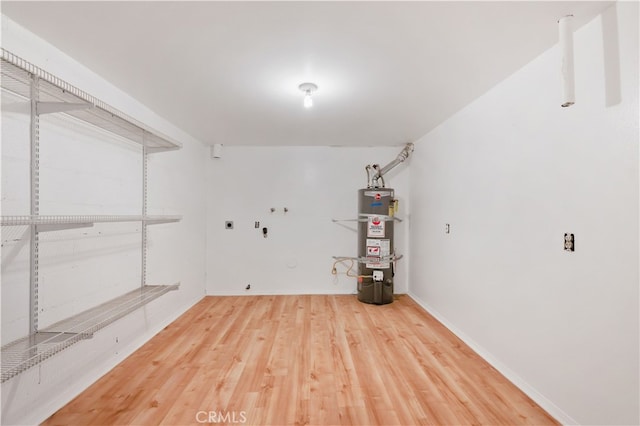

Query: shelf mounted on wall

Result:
[0,49,183,382]
[1,215,182,231]
[1,284,179,383]
[0,48,182,152]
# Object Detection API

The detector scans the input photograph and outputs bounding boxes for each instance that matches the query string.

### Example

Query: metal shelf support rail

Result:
[0,49,183,381]
[29,74,40,334]
[142,136,149,288]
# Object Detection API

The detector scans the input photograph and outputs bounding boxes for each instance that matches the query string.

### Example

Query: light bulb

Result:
[298,82,317,108]
[304,91,313,108]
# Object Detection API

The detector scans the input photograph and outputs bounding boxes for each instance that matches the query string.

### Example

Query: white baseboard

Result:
[407,291,578,426]
[205,290,357,296]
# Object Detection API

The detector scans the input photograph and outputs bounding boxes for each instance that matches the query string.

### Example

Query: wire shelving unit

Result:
[0,49,182,382]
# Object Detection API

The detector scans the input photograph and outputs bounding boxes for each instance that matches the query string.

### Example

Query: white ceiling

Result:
[2,1,612,147]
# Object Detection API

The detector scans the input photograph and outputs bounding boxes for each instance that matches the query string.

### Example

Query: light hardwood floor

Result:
[43,295,558,425]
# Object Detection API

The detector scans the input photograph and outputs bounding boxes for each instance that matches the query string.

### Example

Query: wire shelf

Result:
[1,284,179,383]
[1,215,182,227]
[0,49,181,152]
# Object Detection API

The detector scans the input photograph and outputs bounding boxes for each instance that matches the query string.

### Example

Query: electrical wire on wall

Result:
[331,257,372,285]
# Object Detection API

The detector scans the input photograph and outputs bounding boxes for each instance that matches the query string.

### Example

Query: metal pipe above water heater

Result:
[368,143,414,188]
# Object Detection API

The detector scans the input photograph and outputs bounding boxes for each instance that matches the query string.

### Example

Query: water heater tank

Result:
[357,188,395,304]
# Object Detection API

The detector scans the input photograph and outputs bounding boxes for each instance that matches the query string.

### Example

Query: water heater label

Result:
[367,246,381,256]
[367,216,385,237]
[364,190,393,198]
[366,239,390,269]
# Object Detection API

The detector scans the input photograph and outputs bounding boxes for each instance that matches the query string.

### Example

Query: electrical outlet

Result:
[564,233,574,251]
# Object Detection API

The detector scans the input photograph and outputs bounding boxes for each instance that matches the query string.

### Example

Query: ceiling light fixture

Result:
[298,82,318,108]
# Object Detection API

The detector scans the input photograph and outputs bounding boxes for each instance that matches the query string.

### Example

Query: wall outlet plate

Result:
[564,233,574,251]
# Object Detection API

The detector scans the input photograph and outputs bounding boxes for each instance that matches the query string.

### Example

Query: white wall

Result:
[1,16,207,425]
[206,146,411,296]
[3,3,638,425]
[409,3,638,425]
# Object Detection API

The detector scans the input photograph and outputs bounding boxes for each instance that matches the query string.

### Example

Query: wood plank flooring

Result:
[43,295,558,425]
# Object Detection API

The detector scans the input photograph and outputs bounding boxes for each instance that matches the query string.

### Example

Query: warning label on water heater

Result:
[367,246,381,256]
[367,216,385,237]
[364,190,393,198]
[366,239,390,269]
